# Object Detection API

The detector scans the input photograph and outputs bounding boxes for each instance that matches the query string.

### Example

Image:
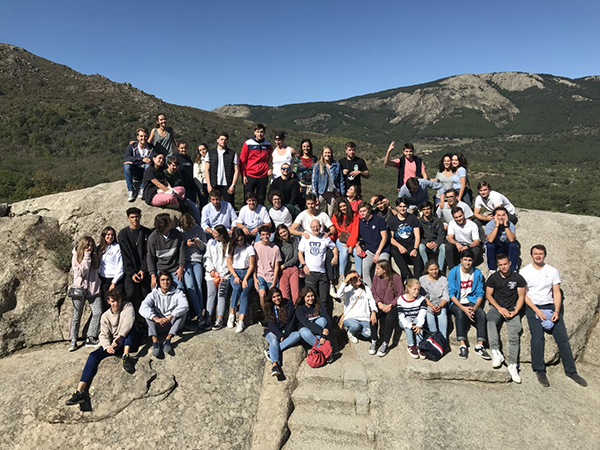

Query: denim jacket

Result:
[312,162,345,196]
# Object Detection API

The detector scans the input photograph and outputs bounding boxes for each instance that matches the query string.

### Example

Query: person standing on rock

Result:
[520,245,587,387]
[66,289,139,406]
[384,141,429,191]
[338,141,370,192]
[146,213,187,291]
[148,113,178,157]
[356,201,390,287]
[240,123,272,205]
[485,254,527,383]
[97,226,124,309]
[174,141,199,205]
[204,132,240,209]
[270,131,295,181]
[123,127,153,202]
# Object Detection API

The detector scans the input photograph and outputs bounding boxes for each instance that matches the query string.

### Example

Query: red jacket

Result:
[331,212,359,248]
[240,138,272,178]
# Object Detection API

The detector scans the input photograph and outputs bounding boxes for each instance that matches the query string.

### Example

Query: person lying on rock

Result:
[66,290,138,406]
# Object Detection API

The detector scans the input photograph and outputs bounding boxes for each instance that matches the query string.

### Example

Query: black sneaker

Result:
[163,339,174,356]
[535,371,550,387]
[212,318,224,330]
[271,363,281,377]
[65,391,85,406]
[122,355,135,374]
[152,342,163,358]
[474,346,491,360]
[459,345,468,359]
[85,337,100,348]
[566,373,588,387]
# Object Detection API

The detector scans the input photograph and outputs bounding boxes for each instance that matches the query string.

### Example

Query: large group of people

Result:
[65,118,587,407]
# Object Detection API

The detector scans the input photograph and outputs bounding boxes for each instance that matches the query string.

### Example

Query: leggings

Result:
[70,295,102,342]
[370,307,398,344]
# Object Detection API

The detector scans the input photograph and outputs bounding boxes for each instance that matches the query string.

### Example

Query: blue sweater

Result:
[447,265,485,305]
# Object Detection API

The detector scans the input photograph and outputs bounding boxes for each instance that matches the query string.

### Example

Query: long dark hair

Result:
[264,287,287,324]
[333,197,354,227]
[297,286,320,314]
[376,260,398,298]
[228,228,248,259]
[98,226,117,256]
[213,225,230,257]
[300,138,313,157]
[452,152,469,170]
[275,223,292,243]
[438,153,454,172]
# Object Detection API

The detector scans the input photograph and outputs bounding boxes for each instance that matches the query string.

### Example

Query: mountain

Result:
[213,72,600,142]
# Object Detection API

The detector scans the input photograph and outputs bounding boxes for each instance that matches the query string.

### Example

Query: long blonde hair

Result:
[75,236,100,269]
[318,146,334,176]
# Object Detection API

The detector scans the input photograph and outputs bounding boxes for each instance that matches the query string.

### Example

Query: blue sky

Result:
[1,0,599,110]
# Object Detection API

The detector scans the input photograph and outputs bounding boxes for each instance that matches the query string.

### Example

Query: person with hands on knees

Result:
[397,278,428,359]
[227,228,256,333]
[338,271,377,344]
[419,260,449,339]
[485,206,519,272]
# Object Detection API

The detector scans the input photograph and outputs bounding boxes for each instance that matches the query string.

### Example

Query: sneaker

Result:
[137,187,144,199]
[368,341,378,355]
[418,348,427,360]
[491,349,505,368]
[347,331,358,344]
[271,363,281,377]
[407,345,419,359]
[329,284,338,299]
[235,320,246,333]
[535,371,550,387]
[566,373,588,387]
[68,341,77,352]
[474,345,491,360]
[459,345,468,359]
[204,319,213,330]
[65,391,86,406]
[227,314,235,329]
[122,355,135,374]
[127,190,135,202]
[376,342,389,357]
[508,364,521,383]
[264,349,271,361]
[152,342,163,358]
[163,339,174,356]
[85,337,100,348]
[212,318,224,330]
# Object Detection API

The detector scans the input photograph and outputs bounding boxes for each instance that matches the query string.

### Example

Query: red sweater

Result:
[331,213,359,248]
[240,138,272,178]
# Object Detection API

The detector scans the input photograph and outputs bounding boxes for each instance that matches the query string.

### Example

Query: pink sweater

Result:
[71,250,101,296]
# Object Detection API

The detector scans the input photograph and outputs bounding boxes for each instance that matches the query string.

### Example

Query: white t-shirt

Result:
[236,204,271,230]
[520,263,561,306]
[459,269,474,304]
[294,210,333,234]
[436,200,474,224]
[447,219,479,246]
[272,147,293,180]
[474,190,516,215]
[204,150,239,186]
[269,206,293,227]
[299,234,335,273]
[230,244,255,270]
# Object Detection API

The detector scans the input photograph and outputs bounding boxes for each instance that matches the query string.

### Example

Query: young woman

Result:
[148,113,178,157]
[275,224,300,304]
[337,272,377,344]
[397,278,428,359]
[370,260,404,357]
[69,236,102,351]
[227,228,256,333]
[451,152,471,206]
[97,226,124,308]
[194,143,209,209]
[296,287,332,350]
[331,198,359,277]
[204,225,231,330]
[292,139,317,202]
[177,213,207,328]
[434,153,455,207]
[346,185,362,212]
[419,260,449,339]
[312,146,345,216]
[263,287,301,377]
[65,290,138,406]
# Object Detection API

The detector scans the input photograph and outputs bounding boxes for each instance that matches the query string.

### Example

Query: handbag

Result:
[306,340,333,368]
[338,231,350,244]
[418,330,448,361]
[68,287,90,301]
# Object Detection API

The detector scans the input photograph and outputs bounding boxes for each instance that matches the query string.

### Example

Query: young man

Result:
[448,249,489,360]
[201,189,238,238]
[388,197,424,280]
[338,141,369,190]
[520,245,587,387]
[139,271,189,358]
[418,201,446,270]
[373,195,393,222]
[254,225,282,312]
[118,207,152,317]
[240,124,272,205]
[384,141,429,189]
[123,127,153,201]
[269,163,301,209]
[473,181,518,225]
[290,194,335,238]
[236,191,272,242]
[398,177,446,207]
[163,156,202,225]
[204,132,240,209]
[445,207,481,269]
[268,190,293,227]
[485,206,519,272]
[175,141,198,204]
[146,214,187,291]
[486,254,527,383]
[357,202,390,287]
[436,189,474,229]
[271,131,295,180]
[298,219,338,305]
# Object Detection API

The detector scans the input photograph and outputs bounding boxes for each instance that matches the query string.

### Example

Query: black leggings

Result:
[371,307,398,344]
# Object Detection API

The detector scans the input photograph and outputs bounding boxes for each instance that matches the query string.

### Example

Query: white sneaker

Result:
[227,314,235,329]
[137,187,144,199]
[508,364,522,384]
[347,331,358,344]
[235,320,245,333]
[491,349,505,368]
[329,284,338,299]
[127,191,135,202]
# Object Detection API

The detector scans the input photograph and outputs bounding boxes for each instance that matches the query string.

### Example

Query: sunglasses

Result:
[281,167,291,171]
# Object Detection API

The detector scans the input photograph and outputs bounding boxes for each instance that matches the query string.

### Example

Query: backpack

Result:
[306,340,333,368]
[418,331,448,361]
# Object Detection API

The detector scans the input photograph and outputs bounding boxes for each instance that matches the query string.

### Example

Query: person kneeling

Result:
[66,290,138,406]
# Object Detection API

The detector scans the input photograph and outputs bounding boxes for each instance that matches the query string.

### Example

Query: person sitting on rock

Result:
[418,201,446,271]
[66,289,139,406]
[473,181,518,225]
[163,155,202,225]
[356,201,390,287]
[388,197,424,281]
[139,271,189,358]
[201,189,238,239]
[397,278,428,359]
[275,224,300,304]
[485,206,519,272]
[370,260,404,357]
[236,191,272,243]
[448,249,490,361]
[398,177,446,208]
[419,260,449,339]
[204,225,232,330]
[146,213,187,291]
[296,286,332,358]
[268,190,293,228]
[445,206,481,269]
[263,287,301,378]
[254,225,282,312]
[97,226,124,309]
[485,253,526,383]
[520,244,587,387]
[337,271,377,345]
[436,189,474,230]
[123,127,153,202]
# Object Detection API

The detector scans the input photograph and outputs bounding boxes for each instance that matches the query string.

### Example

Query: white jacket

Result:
[204,239,230,280]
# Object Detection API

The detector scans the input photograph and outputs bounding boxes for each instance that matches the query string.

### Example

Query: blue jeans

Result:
[419,243,446,271]
[299,317,328,346]
[80,329,139,384]
[169,271,185,291]
[336,239,351,276]
[185,199,202,227]
[123,163,148,192]
[343,318,371,339]
[184,261,204,319]
[257,276,273,292]
[485,241,519,271]
[426,307,448,338]
[404,326,423,346]
[353,248,362,277]
[265,331,302,364]
[230,269,251,315]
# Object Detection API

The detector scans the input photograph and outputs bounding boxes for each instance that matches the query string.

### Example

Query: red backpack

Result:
[306,340,333,368]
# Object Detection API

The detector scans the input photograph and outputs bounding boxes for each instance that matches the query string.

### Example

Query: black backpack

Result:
[418,331,448,361]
